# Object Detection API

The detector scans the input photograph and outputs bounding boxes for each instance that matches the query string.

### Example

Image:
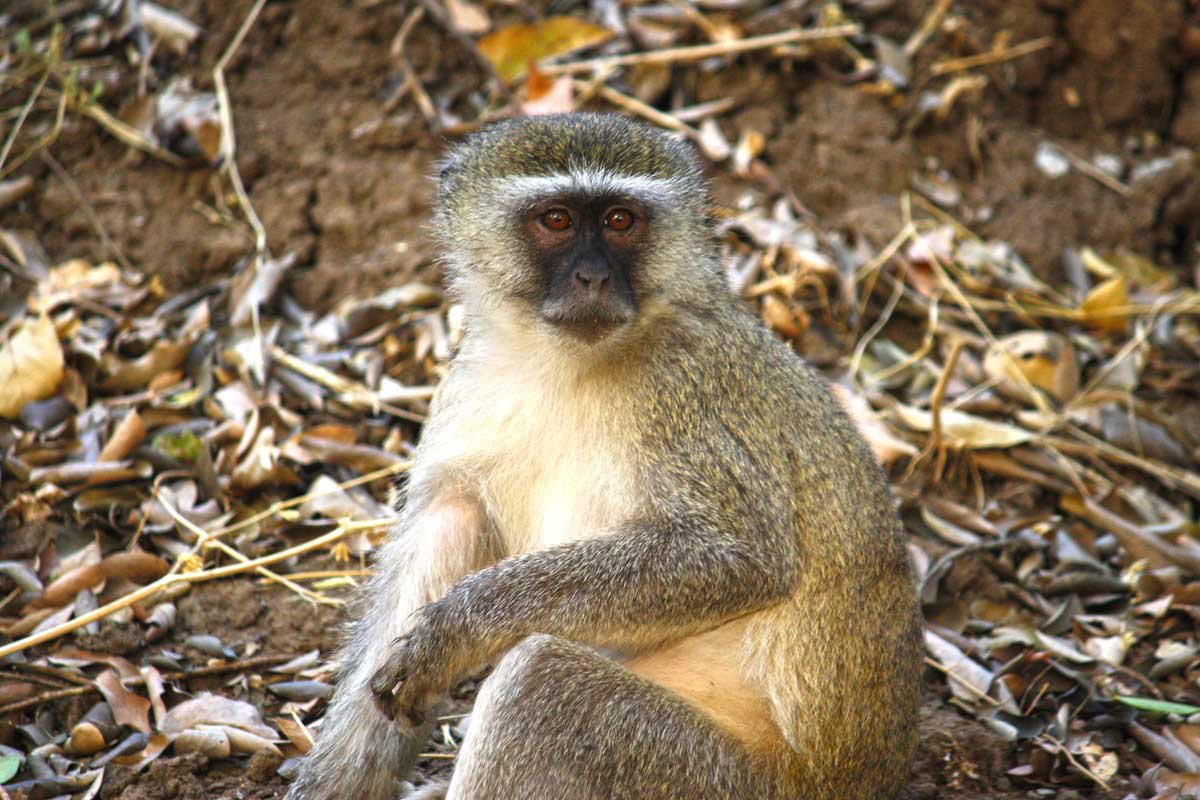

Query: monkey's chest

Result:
[485,449,635,553]
[437,364,640,553]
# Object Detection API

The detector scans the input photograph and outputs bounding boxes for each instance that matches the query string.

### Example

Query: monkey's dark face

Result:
[520,195,648,344]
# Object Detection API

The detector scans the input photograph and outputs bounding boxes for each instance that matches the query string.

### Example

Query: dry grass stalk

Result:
[213,0,269,260]
[0,519,388,661]
[540,23,862,75]
[578,82,700,139]
[929,36,1053,77]
[154,488,337,607]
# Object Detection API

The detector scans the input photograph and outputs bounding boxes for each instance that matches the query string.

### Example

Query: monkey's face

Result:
[435,114,723,350]
[520,194,646,344]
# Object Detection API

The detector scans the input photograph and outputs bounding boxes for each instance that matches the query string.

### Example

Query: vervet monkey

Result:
[284,112,922,800]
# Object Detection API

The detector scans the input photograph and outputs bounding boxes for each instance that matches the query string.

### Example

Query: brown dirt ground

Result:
[5,0,1200,797]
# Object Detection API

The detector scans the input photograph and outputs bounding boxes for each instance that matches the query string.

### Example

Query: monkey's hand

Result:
[368,601,467,727]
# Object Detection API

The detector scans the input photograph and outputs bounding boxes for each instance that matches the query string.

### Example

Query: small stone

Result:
[1034,142,1070,178]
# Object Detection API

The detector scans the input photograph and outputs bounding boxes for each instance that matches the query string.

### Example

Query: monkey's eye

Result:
[604,208,635,231]
[540,208,573,231]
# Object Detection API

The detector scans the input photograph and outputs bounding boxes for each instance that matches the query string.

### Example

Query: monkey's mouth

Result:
[540,299,634,343]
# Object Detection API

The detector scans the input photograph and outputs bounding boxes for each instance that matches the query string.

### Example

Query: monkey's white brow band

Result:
[496,171,683,207]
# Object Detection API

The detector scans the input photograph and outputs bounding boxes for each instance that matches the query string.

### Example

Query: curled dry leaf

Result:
[95,670,152,734]
[1079,275,1129,335]
[271,716,314,753]
[160,692,278,740]
[732,129,764,176]
[95,409,148,464]
[173,726,231,758]
[203,723,282,756]
[983,331,1078,404]
[30,260,123,313]
[698,118,731,161]
[0,314,65,419]
[99,338,194,392]
[925,629,995,709]
[31,550,169,609]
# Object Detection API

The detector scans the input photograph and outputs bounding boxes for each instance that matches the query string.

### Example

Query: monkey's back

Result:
[635,297,923,799]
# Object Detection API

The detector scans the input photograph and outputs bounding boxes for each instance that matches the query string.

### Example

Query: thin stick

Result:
[929,37,1053,77]
[1037,734,1110,790]
[848,261,909,382]
[923,657,1001,707]
[213,0,269,258]
[581,82,700,139]
[540,23,862,75]
[903,0,953,58]
[927,340,965,482]
[0,520,387,661]
[208,460,410,541]
[399,55,440,129]
[77,99,185,167]
[1056,144,1132,197]
[155,488,336,606]
[415,0,510,101]
[0,82,68,180]
[0,66,49,172]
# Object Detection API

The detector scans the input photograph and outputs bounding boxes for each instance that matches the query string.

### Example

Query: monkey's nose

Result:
[573,266,610,294]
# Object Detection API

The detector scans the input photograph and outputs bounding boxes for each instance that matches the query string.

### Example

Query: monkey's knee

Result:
[472,634,579,719]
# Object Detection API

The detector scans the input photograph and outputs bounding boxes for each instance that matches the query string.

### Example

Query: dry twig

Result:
[540,24,862,75]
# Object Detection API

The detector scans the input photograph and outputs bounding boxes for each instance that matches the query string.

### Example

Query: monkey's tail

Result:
[284,670,432,800]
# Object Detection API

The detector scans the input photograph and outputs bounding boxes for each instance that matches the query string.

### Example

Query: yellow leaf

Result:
[30,259,121,312]
[0,314,65,419]
[1079,275,1129,334]
[983,331,1078,404]
[479,16,612,83]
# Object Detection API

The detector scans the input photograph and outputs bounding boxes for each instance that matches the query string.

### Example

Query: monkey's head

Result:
[434,113,721,350]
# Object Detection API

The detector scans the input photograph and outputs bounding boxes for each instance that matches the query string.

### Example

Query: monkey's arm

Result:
[370,518,797,723]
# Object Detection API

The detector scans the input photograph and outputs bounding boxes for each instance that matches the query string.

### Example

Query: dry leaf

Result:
[96,409,148,464]
[830,384,917,466]
[30,260,122,312]
[32,551,168,609]
[0,314,64,419]
[926,629,995,708]
[521,64,575,115]
[1079,275,1129,334]
[479,16,612,83]
[892,405,1034,449]
[160,692,277,740]
[444,0,489,34]
[983,331,1078,404]
[698,118,731,161]
[95,669,152,733]
[173,727,230,757]
[272,715,314,753]
[99,339,194,392]
[732,129,765,176]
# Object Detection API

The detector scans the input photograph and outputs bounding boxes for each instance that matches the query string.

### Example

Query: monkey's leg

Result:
[286,495,493,800]
[446,635,791,800]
